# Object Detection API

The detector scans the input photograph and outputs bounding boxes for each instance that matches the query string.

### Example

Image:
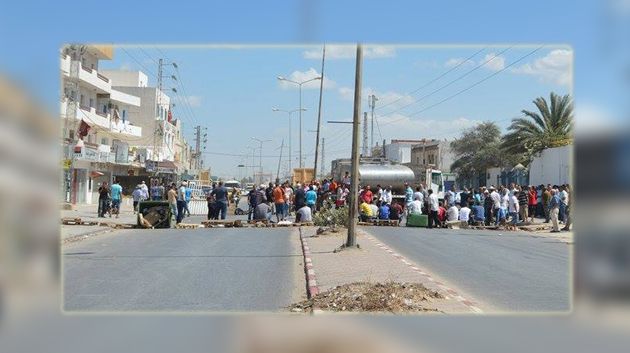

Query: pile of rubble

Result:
[290,282,443,313]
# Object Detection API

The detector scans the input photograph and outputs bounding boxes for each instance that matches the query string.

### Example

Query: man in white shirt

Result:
[428,189,440,229]
[380,185,393,205]
[490,187,501,225]
[408,196,423,214]
[369,201,379,218]
[295,204,312,223]
[508,192,520,226]
[459,204,471,222]
[447,203,459,222]
[413,187,424,205]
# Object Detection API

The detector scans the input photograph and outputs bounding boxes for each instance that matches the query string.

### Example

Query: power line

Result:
[379,46,543,128]
[120,47,156,78]
[380,46,513,116]
[376,47,487,111]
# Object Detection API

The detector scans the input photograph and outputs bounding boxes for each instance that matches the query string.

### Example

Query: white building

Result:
[383,139,426,164]
[61,45,144,204]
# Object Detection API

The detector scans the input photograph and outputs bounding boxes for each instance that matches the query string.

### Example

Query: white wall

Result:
[101,70,149,87]
[529,145,572,186]
[385,143,412,163]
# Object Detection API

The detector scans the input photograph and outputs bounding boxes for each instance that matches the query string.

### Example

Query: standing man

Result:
[380,185,393,205]
[517,186,529,223]
[528,185,538,222]
[184,182,192,218]
[549,189,561,232]
[211,181,229,220]
[109,179,123,219]
[404,182,414,213]
[361,185,373,204]
[247,187,259,221]
[543,185,552,223]
[294,183,306,212]
[559,184,569,223]
[167,183,178,222]
[445,185,456,208]
[273,183,286,222]
[306,185,317,214]
[413,186,424,206]
[140,180,149,198]
[97,182,110,217]
[483,189,493,226]
[342,171,351,190]
[427,189,440,229]
[561,184,572,231]
[490,186,501,225]
[283,182,293,218]
[175,181,187,224]
[508,190,520,226]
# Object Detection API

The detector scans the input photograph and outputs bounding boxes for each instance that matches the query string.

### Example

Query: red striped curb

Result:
[362,232,484,314]
[298,228,319,298]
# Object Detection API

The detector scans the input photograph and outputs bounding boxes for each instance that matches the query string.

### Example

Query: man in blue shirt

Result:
[404,182,413,214]
[378,202,390,220]
[184,183,192,217]
[109,179,123,218]
[306,185,317,214]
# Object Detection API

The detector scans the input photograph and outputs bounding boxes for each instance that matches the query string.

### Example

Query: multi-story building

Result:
[383,139,426,164]
[61,45,144,204]
[405,139,455,184]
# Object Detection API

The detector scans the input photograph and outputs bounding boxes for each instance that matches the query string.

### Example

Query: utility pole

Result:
[276,139,284,184]
[346,44,362,249]
[369,94,378,155]
[362,112,368,157]
[320,137,325,177]
[153,58,164,176]
[193,125,201,169]
[251,137,271,185]
[313,45,326,180]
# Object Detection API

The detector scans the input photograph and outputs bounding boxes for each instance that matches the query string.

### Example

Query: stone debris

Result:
[289,282,443,313]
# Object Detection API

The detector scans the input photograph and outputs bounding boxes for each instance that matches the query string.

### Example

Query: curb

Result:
[298,227,319,298]
[362,231,484,314]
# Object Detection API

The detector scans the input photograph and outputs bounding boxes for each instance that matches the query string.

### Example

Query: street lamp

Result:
[272,107,306,174]
[250,137,271,184]
[277,75,321,168]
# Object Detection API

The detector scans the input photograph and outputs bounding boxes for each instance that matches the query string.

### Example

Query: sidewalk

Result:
[300,228,484,314]
[61,202,137,243]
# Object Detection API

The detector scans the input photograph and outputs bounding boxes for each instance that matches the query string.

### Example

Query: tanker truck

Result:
[331,157,445,200]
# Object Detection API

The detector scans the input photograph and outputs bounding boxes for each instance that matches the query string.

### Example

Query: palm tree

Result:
[502,92,573,159]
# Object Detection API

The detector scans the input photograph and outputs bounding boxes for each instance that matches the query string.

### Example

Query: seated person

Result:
[389,201,403,220]
[295,204,312,223]
[459,204,471,223]
[378,202,390,220]
[369,201,379,219]
[254,201,272,221]
[408,196,423,215]
[438,202,447,225]
[447,202,460,222]
[359,200,374,222]
[471,202,485,223]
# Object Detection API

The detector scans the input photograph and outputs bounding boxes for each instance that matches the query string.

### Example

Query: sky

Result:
[0,0,628,178]
[98,45,571,178]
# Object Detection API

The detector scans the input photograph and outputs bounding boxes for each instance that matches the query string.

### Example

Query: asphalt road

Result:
[63,227,305,312]
[361,226,570,312]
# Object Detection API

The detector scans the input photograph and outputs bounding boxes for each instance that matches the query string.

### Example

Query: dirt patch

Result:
[289,281,443,313]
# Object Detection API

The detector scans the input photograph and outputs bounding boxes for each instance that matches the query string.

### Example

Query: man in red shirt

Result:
[361,185,373,204]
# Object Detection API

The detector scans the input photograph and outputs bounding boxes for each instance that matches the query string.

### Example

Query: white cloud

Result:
[511,49,572,86]
[278,68,336,90]
[376,113,482,140]
[481,53,506,71]
[303,45,396,60]
[338,86,354,101]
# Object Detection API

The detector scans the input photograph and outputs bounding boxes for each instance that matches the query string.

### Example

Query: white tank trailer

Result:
[331,158,415,194]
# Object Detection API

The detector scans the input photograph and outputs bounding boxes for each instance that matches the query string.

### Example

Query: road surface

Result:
[361,226,570,312]
[63,227,305,312]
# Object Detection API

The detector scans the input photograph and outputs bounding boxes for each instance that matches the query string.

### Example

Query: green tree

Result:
[502,92,573,160]
[450,121,512,186]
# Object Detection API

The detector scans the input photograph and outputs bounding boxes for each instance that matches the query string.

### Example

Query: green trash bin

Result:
[137,201,172,228]
[406,213,428,227]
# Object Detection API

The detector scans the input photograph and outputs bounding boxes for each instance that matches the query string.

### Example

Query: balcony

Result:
[61,101,142,139]
[110,88,141,107]
[60,54,71,75]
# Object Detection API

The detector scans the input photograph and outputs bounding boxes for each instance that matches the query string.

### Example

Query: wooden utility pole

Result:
[346,44,363,248]
[313,45,326,180]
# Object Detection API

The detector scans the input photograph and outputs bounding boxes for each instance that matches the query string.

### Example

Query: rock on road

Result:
[362,226,570,312]
[63,227,305,312]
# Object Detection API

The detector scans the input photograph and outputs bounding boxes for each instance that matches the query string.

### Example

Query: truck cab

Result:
[425,168,445,200]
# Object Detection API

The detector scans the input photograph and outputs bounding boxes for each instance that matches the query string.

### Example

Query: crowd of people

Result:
[355,182,571,232]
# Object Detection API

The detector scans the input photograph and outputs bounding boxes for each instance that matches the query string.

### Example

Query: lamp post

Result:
[272,107,306,175]
[250,137,271,185]
[277,75,321,168]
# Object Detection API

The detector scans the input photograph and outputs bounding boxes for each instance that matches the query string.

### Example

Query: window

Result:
[101,138,109,145]
[69,130,75,140]
[103,105,107,113]
[89,98,94,108]
[122,110,126,119]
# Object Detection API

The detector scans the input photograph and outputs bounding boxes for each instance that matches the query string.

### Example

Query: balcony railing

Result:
[97,72,110,83]
[81,64,93,73]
